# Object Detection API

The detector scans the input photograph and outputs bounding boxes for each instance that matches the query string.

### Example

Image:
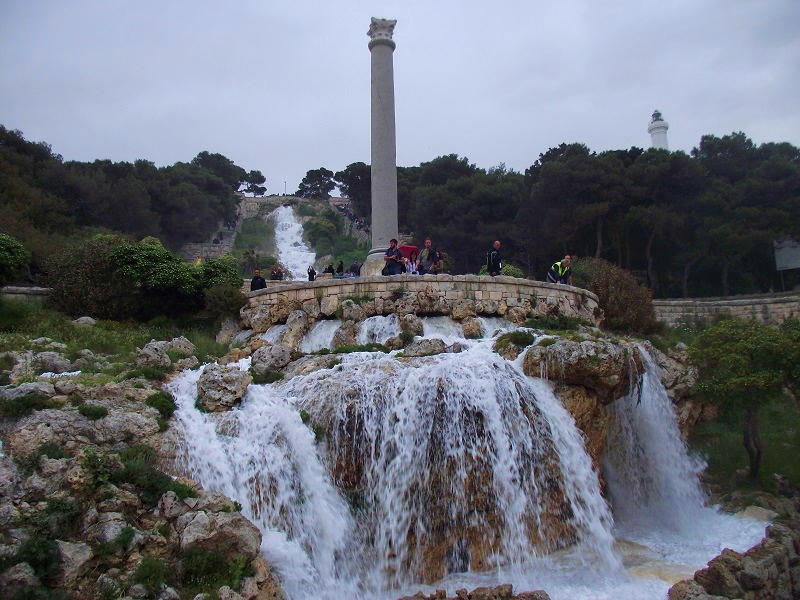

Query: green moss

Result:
[250,369,284,384]
[535,337,558,348]
[494,331,536,353]
[78,403,108,420]
[332,343,390,354]
[119,365,169,382]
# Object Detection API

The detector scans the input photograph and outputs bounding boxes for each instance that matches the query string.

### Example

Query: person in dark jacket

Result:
[336,261,344,275]
[250,269,267,291]
[307,265,316,281]
[383,238,405,275]
[547,255,572,285]
[487,240,502,276]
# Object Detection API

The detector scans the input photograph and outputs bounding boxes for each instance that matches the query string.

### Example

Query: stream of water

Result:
[166,212,766,599]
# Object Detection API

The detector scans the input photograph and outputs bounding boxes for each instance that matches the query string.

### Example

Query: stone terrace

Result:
[242,274,600,331]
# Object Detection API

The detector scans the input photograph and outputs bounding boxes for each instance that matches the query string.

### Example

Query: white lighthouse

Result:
[648,109,669,150]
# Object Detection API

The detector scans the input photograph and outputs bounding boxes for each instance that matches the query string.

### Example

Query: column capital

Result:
[367,17,396,51]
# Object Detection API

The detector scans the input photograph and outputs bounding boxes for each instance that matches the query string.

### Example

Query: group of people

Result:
[334,203,370,235]
[383,237,444,276]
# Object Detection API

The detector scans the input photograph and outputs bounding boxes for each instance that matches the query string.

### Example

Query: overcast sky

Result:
[2,0,799,194]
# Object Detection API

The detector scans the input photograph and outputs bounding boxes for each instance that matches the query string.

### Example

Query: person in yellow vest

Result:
[547,255,572,285]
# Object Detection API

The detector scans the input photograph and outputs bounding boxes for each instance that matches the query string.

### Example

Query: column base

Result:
[362,249,388,277]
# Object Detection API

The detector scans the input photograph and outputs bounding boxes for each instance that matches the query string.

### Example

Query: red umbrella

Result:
[398,244,419,260]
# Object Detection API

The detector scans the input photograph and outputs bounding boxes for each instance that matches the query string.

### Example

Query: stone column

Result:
[363,17,398,276]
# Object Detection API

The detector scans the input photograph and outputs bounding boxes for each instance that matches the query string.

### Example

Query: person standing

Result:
[250,269,267,291]
[307,265,316,281]
[487,240,503,276]
[547,255,573,285]
[383,238,405,275]
[417,238,436,274]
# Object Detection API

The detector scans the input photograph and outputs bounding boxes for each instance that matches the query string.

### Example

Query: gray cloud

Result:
[1,0,798,194]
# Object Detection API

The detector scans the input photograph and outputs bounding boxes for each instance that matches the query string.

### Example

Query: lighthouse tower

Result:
[648,109,669,150]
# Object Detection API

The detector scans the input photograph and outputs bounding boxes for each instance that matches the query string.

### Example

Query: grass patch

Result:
[0,393,56,418]
[332,343,390,354]
[535,337,558,348]
[523,315,588,331]
[30,497,83,538]
[494,331,536,353]
[398,330,414,345]
[182,547,253,597]
[327,358,341,369]
[78,403,108,420]
[250,369,284,384]
[119,366,169,382]
[144,391,176,419]
[112,459,195,505]
[690,396,800,495]
[0,536,61,583]
[644,322,703,354]
[119,444,158,464]
[133,556,173,596]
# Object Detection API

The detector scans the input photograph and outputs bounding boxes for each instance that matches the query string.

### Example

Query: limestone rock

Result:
[231,329,255,348]
[216,317,240,345]
[56,540,94,585]
[302,298,321,320]
[281,311,309,353]
[250,343,291,375]
[451,299,476,321]
[400,313,424,336]
[281,355,341,381]
[32,351,72,374]
[506,306,529,325]
[137,341,171,369]
[175,511,261,562]
[556,386,609,470]
[340,299,366,322]
[197,364,252,412]
[523,340,640,404]
[461,316,482,339]
[320,295,339,317]
[72,316,97,327]
[0,381,55,401]
[403,339,446,357]
[244,306,272,334]
[332,322,357,349]
[0,562,40,596]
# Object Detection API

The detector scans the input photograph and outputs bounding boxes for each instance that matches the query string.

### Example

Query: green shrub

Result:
[145,391,176,419]
[523,315,588,331]
[133,556,172,596]
[0,233,31,286]
[120,366,169,382]
[112,459,195,505]
[297,203,316,217]
[478,262,525,278]
[398,330,414,345]
[200,255,241,288]
[204,283,246,319]
[571,257,656,333]
[78,403,108,420]
[182,547,253,594]
[45,233,134,319]
[250,370,284,384]
[31,497,82,537]
[0,394,55,418]
[119,444,158,464]
[3,536,61,583]
[494,331,536,353]
[80,448,118,492]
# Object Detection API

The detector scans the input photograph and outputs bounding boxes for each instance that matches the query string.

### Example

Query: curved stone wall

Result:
[653,291,800,326]
[241,274,600,332]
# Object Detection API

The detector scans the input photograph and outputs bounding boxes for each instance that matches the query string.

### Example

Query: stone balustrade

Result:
[241,274,600,331]
[653,291,800,326]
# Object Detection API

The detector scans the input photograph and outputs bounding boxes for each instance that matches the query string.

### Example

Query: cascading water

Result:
[356,314,401,345]
[273,205,316,280]
[169,328,768,599]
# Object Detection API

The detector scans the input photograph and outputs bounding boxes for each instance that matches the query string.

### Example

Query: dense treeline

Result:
[0,126,265,274]
[330,133,800,297]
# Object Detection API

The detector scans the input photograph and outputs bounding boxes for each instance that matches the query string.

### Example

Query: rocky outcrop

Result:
[668,520,800,600]
[403,338,446,357]
[137,337,197,369]
[398,584,551,600]
[250,343,291,375]
[196,363,252,412]
[522,339,642,404]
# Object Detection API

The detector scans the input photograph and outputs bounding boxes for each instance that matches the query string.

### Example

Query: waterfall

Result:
[298,319,342,353]
[356,314,401,345]
[169,336,767,600]
[603,347,707,532]
[273,205,316,280]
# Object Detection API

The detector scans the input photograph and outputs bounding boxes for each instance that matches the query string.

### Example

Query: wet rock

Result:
[557,386,609,470]
[400,313,424,336]
[281,355,341,381]
[461,316,482,339]
[451,299,476,321]
[175,511,261,562]
[522,340,640,404]
[197,364,252,412]
[251,343,291,375]
[282,311,309,353]
[506,306,529,325]
[403,339,446,357]
[332,322,357,349]
[340,299,366,322]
